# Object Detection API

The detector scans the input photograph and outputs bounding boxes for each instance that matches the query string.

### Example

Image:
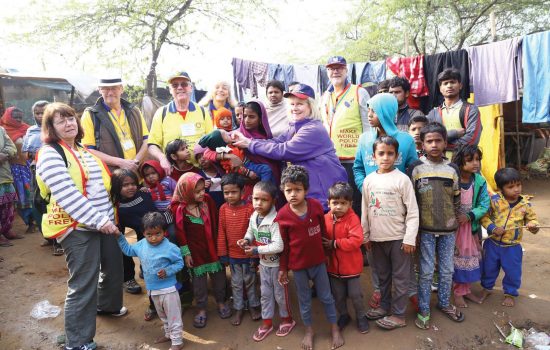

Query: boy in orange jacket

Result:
[323,182,369,334]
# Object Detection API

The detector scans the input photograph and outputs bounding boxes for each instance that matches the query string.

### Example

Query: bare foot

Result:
[330,324,344,349]
[464,292,483,304]
[154,335,170,344]
[454,294,468,308]
[480,289,491,302]
[301,326,314,350]
[502,295,515,307]
[170,344,184,350]
[231,309,243,326]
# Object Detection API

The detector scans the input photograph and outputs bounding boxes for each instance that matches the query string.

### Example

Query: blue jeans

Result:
[293,263,337,326]
[418,232,455,314]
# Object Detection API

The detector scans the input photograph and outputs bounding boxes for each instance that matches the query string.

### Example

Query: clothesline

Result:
[232,30,549,124]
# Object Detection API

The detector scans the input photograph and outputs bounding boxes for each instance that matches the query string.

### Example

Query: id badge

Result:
[122,139,135,151]
[181,123,196,136]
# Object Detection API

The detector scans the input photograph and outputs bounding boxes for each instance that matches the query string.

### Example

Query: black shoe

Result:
[97,306,128,317]
[123,279,142,294]
[337,314,352,330]
[65,341,97,350]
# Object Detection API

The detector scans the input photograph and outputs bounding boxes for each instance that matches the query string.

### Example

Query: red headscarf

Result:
[140,160,167,201]
[170,173,217,259]
[0,107,30,142]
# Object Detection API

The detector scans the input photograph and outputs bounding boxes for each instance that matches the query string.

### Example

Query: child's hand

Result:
[527,222,539,233]
[492,227,505,236]
[250,259,258,268]
[204,179,212,189]
[236,239,248,249]
[363,241,372,251]
[248,170,258,180]
[402,243,416,254]
[278,270,289,285]
[184,255,193,268]
[322,237,333,250]
[157,269,166,279]
[244,246,254,256]
[140,187,150,193]
[457,213,470,225]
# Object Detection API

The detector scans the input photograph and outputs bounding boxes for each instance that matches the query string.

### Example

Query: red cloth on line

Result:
[386,56,429,99]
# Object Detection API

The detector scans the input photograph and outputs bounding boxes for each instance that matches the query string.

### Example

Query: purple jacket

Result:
[248,118,347,210]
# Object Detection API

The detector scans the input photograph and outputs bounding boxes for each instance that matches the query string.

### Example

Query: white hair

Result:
[198,81,237,108]
[306,97,322,121]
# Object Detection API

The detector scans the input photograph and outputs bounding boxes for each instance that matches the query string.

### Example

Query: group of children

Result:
[112,115,539,350]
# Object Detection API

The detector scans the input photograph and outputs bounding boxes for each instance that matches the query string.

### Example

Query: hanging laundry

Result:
[423,49,471,109]
[354,62,367,85]
[267,64,296,91]
[318,65,330,93]
[248,61,268,97]
[294,64,320,93]
[232,58,251,91]
[522,31,550,124]
[386,56,429,98]
[466,37,523,107]
[359,60,386,84]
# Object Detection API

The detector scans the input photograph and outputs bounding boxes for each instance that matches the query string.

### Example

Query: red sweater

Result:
[324,208,364,278]
[217,202,254,259]
[276,198,327,272]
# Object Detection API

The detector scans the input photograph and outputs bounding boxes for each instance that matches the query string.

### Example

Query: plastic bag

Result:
[525,328,550,347]
[30,300,61,319]
[505,324,523,348]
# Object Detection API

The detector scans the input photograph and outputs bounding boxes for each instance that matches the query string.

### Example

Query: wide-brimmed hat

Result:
[98,76,124,87]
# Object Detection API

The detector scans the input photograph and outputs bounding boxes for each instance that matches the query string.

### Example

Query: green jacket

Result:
[468,172,490,234]
[0,127,17,184]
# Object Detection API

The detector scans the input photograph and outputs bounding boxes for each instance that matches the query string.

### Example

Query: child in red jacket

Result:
[323,182,369,334]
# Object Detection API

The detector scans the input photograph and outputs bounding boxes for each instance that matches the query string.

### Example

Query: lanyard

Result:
[108,109,129,139]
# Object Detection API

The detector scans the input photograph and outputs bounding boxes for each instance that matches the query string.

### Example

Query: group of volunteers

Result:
[5,55,538,350]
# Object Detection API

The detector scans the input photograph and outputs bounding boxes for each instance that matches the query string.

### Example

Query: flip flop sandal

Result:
[276,320,296,337]
[193,314,207,328]
[253,325,273,341]
[218,305,232,319]
[375,316,406,330]
[366,308,387,320]
[415,313,430,330]
[437,305,465,322]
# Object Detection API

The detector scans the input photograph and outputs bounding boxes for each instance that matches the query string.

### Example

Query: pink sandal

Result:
[253,325,273,342]
[276,320,296,337]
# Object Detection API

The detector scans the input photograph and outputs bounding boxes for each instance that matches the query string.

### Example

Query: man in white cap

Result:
[148,71,213,174]
[81,76,149,296]
[81,76,149,173]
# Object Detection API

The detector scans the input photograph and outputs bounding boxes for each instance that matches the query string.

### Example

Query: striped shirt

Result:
[36,144,114,241]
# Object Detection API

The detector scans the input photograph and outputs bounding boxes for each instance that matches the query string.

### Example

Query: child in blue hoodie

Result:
[117,212,184,350]
[352,93,418,310]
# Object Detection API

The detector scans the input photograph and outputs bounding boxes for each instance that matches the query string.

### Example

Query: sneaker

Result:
[65,341,97,350]
[123,279,142,294]
[97,306,128,317]
[53,244,64,256]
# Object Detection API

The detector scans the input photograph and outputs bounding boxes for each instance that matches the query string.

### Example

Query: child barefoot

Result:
[480,168,539,307]
[323,182,369,333]
[451,145,489,308]
[217,173,260,325]
[170,172,230,328]
[238,181,296,341]
[165,138,200,182]
[277,165,344,350]
[117,212,184,350]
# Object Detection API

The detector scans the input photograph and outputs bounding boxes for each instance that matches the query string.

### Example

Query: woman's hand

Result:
[100,221,119,235]
[231,131,251,149]
[226,153,243,168]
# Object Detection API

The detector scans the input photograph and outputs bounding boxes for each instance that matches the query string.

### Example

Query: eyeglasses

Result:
[171,82,191,88]
[327,66,346,72]
[53,116,77,126]
[99,86,121,91]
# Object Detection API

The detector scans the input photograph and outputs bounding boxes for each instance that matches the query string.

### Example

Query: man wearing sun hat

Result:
[148,71,213,174]
[321,56,371,216]
[81,76,149,174]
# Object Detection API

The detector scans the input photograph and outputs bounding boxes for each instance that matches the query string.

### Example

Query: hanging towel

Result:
[386,56,429,98]
[360,60,386,84]
[423,50,471,109]
[466,38,523,107]
[522,31,550,124]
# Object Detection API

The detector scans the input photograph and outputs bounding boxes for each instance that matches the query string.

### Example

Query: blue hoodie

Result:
[352,93,418,190]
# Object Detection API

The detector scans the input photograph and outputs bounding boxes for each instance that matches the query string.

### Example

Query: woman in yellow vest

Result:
[35,103,124,350]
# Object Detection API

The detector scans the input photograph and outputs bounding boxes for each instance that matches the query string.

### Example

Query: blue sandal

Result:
[218,305,232,319]
[193,313,207,328]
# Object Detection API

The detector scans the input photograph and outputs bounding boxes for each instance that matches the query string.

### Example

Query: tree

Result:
[14,0,273,97]
[332,0,550,61]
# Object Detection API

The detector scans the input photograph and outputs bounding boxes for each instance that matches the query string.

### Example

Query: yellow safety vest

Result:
[36,143,112,239]
[322,84,363,160]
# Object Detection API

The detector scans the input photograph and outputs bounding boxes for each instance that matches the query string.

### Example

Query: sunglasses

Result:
[171,82,191,88]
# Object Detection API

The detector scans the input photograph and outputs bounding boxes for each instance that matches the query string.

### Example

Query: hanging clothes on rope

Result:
[267,64,296,91]
[359,60,386,84]
[522,31,550,124]
[466,37,523,107]
[386,55,429,98]
[423,49,471,110]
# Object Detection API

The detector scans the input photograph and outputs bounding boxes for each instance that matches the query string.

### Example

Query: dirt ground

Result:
[1,178,550,350]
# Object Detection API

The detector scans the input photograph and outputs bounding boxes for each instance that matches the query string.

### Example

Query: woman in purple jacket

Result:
[233,84,347,210]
